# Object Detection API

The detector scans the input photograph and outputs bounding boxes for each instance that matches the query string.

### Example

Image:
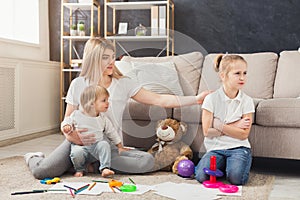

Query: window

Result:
[0,0,49,61]
[0,0,39,44]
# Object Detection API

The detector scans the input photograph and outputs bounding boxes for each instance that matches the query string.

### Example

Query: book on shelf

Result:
[159,6,166,36]
[151,6,159,36]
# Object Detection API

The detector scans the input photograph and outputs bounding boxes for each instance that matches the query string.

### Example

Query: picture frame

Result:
[118,22,128,35]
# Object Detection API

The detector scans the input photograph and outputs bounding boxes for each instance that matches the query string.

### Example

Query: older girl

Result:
[195,54,254,185]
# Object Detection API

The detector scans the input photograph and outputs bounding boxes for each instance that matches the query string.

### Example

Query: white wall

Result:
[0,0,60,141]
[0,58,60,141]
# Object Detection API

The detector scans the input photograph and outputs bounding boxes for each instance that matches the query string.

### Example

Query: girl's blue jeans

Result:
[70,140,111,172]
[194,147,252,185]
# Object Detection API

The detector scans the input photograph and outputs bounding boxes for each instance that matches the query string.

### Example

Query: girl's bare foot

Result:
[101,168,115,177]
[74,171,84,177]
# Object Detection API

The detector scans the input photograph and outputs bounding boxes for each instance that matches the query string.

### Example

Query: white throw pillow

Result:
[115,61,133,75]
[132,62,184,96]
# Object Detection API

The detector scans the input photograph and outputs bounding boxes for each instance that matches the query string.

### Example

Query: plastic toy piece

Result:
[177,159,195,178]
[109,180,123,188]
[202,156,224,188]
[120,184,137,192]
[40,177,60,184]
[219,184,239,193]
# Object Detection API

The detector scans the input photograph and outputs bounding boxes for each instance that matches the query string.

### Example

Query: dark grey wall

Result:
[175,0,300,53]
[49,0,300,61]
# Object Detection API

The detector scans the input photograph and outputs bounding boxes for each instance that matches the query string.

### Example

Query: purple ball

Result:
[177,159,195,177]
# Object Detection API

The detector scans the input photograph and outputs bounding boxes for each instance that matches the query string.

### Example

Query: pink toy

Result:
[219,184,239,193]
[203,156,224,188]
[202,156,239,193]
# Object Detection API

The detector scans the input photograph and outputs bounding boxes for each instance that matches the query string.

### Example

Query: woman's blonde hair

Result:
[80,85,109,115]
[214,54,247,75]
[80,37,123,85]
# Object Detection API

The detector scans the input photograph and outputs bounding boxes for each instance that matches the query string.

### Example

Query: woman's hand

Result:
[64,128,96,146]
[116,143,131,154]
[118,147,131,154]
[196,90,212,104]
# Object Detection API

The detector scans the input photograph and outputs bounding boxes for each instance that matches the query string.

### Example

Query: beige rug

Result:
[0,156,274,200]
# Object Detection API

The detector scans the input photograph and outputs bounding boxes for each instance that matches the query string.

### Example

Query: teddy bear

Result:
[148,118,193,174]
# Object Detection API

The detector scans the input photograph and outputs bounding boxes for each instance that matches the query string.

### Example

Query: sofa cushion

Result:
[198,52,278,99]
[273,50,300,98]
[132,62,184,96]
[256,98,300,127]
[122,99,172,121]
[121,51,204,95]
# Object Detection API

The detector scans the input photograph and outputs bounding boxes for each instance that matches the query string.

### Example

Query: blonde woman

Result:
[25,38,210,179]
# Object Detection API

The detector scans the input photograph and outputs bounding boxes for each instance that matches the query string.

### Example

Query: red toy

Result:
[203,156,223,188]
[202,156,239,193]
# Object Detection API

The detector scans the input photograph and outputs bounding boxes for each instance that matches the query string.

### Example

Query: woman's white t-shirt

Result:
[65,76,141,139]
[202,87,255,152]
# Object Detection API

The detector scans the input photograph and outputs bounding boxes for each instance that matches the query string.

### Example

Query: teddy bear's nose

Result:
[161,126,168,130]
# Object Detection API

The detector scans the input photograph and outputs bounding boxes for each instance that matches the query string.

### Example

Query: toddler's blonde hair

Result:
[80,85,109,114]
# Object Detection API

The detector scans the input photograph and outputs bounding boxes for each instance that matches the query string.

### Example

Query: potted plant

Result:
[70,24,77,36]
[77,21,85,36]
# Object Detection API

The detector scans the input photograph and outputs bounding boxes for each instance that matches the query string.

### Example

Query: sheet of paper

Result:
[153,182,218,200]
[48,182,110,195]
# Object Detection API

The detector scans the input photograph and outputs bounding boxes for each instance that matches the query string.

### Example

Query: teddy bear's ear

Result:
[179,122,187,134]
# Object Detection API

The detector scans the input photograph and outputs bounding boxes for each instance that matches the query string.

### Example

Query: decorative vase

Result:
[70,29,77,36]
[135,24,147,36]
[77,22,85,36]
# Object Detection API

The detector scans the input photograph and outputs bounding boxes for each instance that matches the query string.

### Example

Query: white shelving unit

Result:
[104,0,174,56]
[60,0,100,121]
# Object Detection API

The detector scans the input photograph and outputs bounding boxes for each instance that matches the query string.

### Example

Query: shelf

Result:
[106,1,173,10]
[106,35,169,41]
[62,68,82,72]
[60,0,100,121]
[62,36,93,41]
[63,2,99,10]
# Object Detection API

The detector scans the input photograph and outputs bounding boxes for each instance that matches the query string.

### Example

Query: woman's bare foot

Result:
[74,171,84,177]
[101,168,115,177]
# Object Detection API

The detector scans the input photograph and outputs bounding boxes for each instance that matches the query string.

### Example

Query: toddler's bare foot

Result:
[101,168,115,177]
[74,171,84,177]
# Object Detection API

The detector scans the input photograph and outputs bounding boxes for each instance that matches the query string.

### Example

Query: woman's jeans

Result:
[195,147,252,185]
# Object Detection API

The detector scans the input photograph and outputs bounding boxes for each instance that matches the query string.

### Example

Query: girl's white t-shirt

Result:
[65,76,142,139]
[202,87,255,152]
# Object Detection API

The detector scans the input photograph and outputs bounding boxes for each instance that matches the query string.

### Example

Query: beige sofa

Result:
[116,50,300,160]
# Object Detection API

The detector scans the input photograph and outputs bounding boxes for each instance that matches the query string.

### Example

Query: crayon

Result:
[92,179,109,183]
[11,190,45,195]
[88,182,96,190]
[69,188,75,198]
[63,184,77,191]
[129,177,136,185]
[75,184,89,195]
